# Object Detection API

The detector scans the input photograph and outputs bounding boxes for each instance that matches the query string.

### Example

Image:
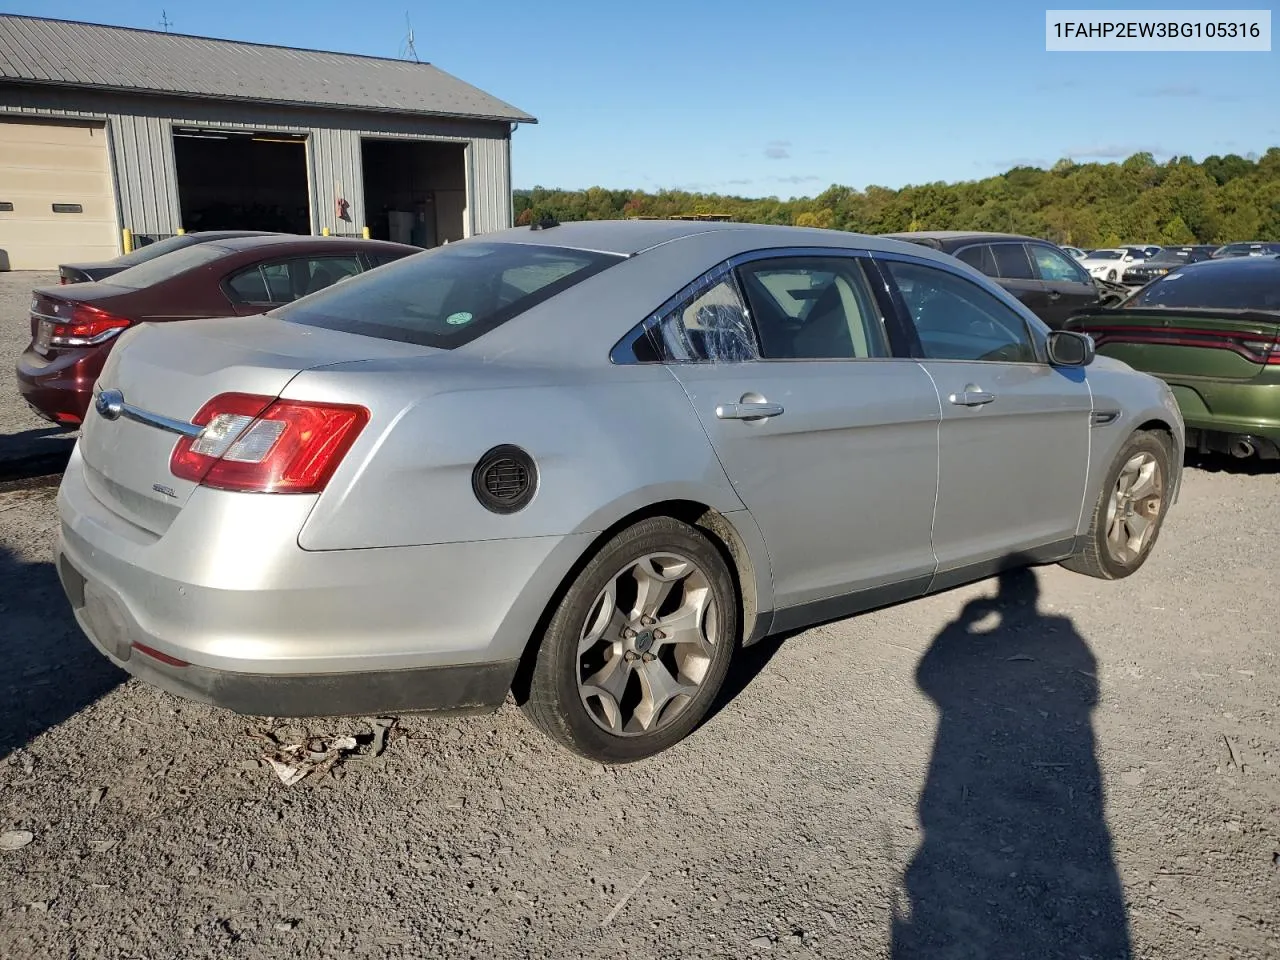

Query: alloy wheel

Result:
[1104,451,1164,565]
[576,552,719,736]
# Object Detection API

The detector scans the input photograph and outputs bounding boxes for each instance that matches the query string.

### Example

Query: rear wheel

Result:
[521,516,738,763]
[1062,430,1171,580]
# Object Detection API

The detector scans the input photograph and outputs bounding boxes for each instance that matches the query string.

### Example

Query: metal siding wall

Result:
[0,83,514,240]
[111,113,179,234]
[468,135,512,233]
[312,127,364,237]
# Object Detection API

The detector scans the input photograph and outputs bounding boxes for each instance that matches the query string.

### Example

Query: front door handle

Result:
[716,400,785,420]
[948,389,996,407]
[1047,290,1062,300]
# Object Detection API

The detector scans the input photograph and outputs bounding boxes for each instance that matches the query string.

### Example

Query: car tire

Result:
[521,516,738,763]
[1107,269,1118,281]
[1061,430,1172,580]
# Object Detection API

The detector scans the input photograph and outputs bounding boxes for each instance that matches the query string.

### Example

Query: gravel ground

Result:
[0,272,76,464]
[0,269,1277,958]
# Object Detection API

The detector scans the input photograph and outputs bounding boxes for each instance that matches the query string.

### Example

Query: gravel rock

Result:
[0,830,34,851]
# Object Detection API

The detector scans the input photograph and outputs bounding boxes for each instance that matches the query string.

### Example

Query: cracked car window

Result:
[657,277,758,362]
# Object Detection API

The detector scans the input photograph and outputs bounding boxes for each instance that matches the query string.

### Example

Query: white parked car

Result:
[1080,247,1145,282]
[1061,246,1088,260]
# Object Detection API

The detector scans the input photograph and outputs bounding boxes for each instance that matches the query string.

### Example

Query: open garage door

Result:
[174,127,310,235]
[0,118,118,271]
[361,138,466,248]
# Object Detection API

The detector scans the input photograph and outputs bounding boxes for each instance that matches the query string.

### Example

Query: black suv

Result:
[883,231,1106,329]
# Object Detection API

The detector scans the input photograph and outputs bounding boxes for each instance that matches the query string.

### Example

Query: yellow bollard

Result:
[361,226,370,240]
[121,228,134,253]
[321,227,331,236]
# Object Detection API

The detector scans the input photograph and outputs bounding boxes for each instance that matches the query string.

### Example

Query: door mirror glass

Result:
[1047,330,1094,367]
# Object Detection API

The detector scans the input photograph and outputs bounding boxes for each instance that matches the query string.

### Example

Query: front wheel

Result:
[521,516,738,763]
[1061,430,1172,580]
[1107,269,1118,281]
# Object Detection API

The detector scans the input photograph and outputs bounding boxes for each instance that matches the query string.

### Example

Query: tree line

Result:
[513,149,1280,246]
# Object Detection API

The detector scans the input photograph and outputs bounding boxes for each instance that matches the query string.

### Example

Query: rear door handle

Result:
[1047,290,1061,300]
[948,390,996,407]
[716,401,785,420]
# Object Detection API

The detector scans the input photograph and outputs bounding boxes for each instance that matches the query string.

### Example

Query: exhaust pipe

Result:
[1229,437,1256,459]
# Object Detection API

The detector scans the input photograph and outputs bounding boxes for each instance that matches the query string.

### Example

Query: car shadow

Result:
[1184,450,1280,476]
[891,567,1131,959]
[0,543,125,760]
[0,426,76,475]
[701,627,798,727]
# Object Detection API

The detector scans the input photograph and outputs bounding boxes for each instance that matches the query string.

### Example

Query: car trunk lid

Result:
[30,285,139,358]
[1069,307,1280,382]
[78,314,435,536]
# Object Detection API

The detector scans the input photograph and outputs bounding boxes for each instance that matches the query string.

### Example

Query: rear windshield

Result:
[1145,249,1194,264]
[108,243,231,288]
[276,241,623,348]
[1125,265,1280,312]
[111,234,199,267]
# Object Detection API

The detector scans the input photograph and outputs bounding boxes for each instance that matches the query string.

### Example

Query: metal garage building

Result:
[0,14,535,270]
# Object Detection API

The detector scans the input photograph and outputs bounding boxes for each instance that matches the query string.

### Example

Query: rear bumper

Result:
[15,347,97,424]
[1162,378,1280,445]
[55,447,591,716]
[60,551,515,716]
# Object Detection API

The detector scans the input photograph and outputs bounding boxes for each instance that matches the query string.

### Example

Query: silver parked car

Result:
[55,220,1184,762]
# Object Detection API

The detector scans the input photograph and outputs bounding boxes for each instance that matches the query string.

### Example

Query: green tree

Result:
[508,146,1280,245]
[1158,215,1196,244]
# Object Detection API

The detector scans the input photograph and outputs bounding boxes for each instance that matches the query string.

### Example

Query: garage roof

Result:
[0,15,535,124]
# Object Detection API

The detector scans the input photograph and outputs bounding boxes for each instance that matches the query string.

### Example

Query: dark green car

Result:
[1065,256,1280,461]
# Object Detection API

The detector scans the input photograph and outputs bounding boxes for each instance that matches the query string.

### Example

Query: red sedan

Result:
[16,235,420,425]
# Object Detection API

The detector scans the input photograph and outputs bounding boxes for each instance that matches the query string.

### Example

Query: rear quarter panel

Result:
[283,355,777,644]
[286,357,749,551]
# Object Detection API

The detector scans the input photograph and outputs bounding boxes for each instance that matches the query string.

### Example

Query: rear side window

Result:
[226,256,363,305]
[737,257,889,359]
[277,242,623,348]
[990,243,1035,280]
[108,243,230,289]
[956,244,998,277]
[112,233,197,267]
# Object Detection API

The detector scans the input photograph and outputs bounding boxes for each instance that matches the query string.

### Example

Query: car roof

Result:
[475,219,975,261]
[882,230,1044,246]
[183,229,280,239]
[207,235,420,254]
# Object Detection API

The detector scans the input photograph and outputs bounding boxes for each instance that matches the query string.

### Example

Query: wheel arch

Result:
[1133,416,1183,502]
[508,498,773,705]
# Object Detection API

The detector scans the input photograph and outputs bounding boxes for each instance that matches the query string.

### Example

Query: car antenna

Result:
[530,216,559,231]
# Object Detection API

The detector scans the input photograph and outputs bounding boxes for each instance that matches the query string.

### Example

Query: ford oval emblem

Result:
[95,389,124,421]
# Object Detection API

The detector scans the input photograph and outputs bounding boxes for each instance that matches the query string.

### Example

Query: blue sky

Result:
[7,1,1277,196]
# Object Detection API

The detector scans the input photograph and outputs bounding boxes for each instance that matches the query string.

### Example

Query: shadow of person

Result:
[891,567,1131,960]
[0,543,125,760]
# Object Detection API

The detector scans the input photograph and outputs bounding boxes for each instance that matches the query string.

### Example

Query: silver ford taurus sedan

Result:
[55,220,1184,762]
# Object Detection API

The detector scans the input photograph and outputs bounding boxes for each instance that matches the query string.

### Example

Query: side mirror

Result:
[1047,330,1094,366]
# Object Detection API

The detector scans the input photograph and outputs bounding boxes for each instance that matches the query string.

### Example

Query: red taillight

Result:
[1240,337,1280,364]
[59,276,68,285]
[170,392,369,494]
[46,303,132,348]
